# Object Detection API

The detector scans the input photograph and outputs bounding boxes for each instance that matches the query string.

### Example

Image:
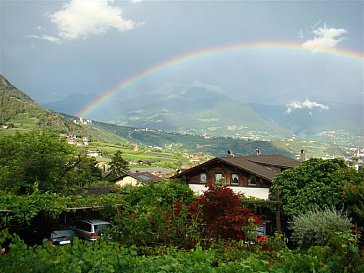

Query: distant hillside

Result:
[0,74,88,136]
[92,121,292,157]
[46,82,288,138]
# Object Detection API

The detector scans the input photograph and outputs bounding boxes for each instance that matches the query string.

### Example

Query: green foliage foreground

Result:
[1,181,363,272]
[1,231,363,273]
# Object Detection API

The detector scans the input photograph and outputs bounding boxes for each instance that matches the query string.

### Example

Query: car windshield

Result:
[51,230,75,239]
[94,224,111,234]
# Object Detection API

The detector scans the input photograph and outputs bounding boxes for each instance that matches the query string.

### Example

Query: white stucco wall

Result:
[115,176,139,187]
[188,184,270,200]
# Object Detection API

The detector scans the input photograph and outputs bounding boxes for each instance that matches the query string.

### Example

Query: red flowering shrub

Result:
[188,185,261,240]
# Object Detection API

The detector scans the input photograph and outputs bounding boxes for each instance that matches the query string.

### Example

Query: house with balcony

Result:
[173,153,301,199]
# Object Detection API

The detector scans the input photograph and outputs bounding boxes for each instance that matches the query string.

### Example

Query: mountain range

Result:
[0,75,293,157]
[45,81,363,141]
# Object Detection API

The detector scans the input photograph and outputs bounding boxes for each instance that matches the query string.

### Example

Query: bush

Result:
[324,232,363,273]
[270,248,327,273]
[109,180,199,247]
[110,199,202,248]
[1,229,363,272]
[188,185,261,241]
[290,207,352,247]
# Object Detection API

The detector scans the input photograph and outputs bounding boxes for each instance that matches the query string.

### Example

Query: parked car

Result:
[71,219,111,241]
[49,228,76,246]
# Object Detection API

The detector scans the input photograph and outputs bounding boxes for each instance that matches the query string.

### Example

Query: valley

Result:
[1,74,362,169]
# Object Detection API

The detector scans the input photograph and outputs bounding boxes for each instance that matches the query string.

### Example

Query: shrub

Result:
[111,199,202,248]
[1,229,363,272]
[270,248,328,273]
[189,185,261,241]
[260,232,288,252]
[289,207,352,247]
[109,180,199,247]
[325,232,363,273]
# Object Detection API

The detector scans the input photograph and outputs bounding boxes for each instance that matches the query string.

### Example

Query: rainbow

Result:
[77,40,363,118]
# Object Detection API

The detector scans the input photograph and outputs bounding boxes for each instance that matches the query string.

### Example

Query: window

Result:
[231,173,239,184]
[215,173,223,182]
[248,175,257,185]
[200,173,207,183]
[75,221,91,232]
[94,224,111,234]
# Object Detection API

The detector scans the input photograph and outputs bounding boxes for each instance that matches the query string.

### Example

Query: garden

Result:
[1,178,363,273]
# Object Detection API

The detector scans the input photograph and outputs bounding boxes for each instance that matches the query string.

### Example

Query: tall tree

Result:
[63,155,102,188]
[270,158,363,221]
[0,130,76,193]
[108,150,129,180]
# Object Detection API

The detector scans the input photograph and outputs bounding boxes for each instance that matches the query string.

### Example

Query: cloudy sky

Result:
[1,0,363,116]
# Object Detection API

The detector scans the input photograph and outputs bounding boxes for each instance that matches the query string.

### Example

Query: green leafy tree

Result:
[63,155,102,188]
[0,130,76,193]
[343,168,364,225]
[108,150,129,180]
[270,158,362,220]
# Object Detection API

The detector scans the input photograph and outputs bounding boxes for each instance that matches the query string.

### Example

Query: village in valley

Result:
[64,117,364,183]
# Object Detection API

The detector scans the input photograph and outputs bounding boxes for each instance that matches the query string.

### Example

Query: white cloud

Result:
[27,34,61,44]
[302,25,347,52]
[286,99,329,114]
[49,0,137,41]
[131,0,142,3]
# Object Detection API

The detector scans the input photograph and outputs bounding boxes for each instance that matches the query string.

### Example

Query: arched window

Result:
[231,173,239,184]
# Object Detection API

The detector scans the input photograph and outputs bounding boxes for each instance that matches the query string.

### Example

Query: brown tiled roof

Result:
[129,172,161,183]
[173,154,301,182]
[219,157,277,181]
[244,155,302,168]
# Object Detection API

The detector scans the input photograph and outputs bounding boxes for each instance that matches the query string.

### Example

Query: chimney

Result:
[256,149,261,156]
[299,149,306,162]
[227,150,234,157]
